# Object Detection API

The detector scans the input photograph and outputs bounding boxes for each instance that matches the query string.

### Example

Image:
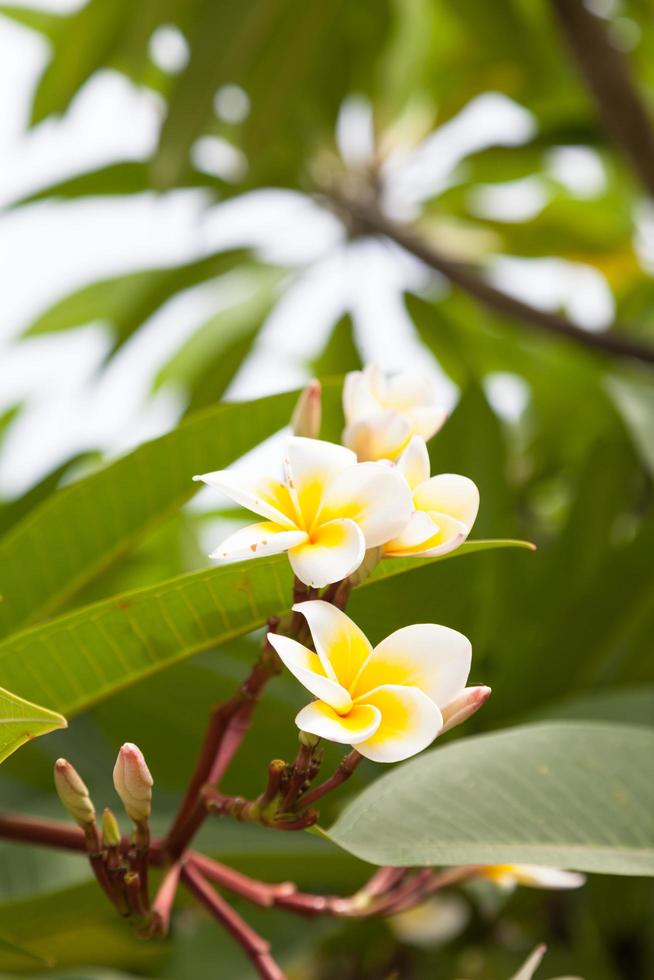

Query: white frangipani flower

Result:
[267,600,475,762]
[384,436,479,558]
[195,437,412,588]
[343,365,447,461]
[480,864,586,891]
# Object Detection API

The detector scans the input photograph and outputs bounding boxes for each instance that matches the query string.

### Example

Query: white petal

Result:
[295,700,381,744]
[384,512,469,558]
[194,470,296,528]
[508,865,586,890]
[288,518,365,588]
[354,685,442,763]
[413,474,480,530]
[342,412,411,461]
[406,405,448,441]
[320,461,413,548]
[343,368,380,424]
[284,437,356,527]
[352,623,471,707]
[291,600,372,690]
[396,436,430,489]
[266,634,352,712]
[382,371,435,410]
[383,510,439,555]
[209,522,307,562]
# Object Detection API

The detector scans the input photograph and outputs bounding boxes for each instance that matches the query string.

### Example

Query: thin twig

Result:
[298,749,363,809]
[181,863,285,980]
[328,192,654,365]
[550,0,654,199]
[148,860,183,937]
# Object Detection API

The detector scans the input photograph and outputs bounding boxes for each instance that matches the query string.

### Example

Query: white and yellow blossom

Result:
[267,600,475,762]
[480,864,585,891]
[343,365,446,461]
[195,437,412,588]
[384,436,479,558]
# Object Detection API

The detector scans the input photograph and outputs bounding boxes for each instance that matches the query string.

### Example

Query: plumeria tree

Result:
[2,0,654,975]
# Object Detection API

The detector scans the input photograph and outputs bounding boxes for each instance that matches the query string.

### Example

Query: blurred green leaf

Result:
[327,722,654,874]
[154,265,284,412]
[312,313,362,377]
[6,161,227,209]
[22,250,251,353]
[30,0,133,124]
[0,687,66,764]
[0,452,98,538]
[535,686,654,727]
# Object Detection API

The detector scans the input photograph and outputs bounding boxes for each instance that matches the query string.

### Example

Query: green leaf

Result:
[30,0,133,124]
[0,389,297,637]
[327,722,654,875]
[0,932,51,966]
[0,452,98,538]
[0,4,64,40]
[22,250,251,353]
[535,686,654,727]
[6,161,227,209]
[0,686,66,764]
[311,314,362,378]
[0,541,530,718]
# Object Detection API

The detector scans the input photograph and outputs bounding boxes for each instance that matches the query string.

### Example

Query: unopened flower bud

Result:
[440,686,491,734]
[113,743,153,823]
[102,807,121,847]
[291,380,321,439]
[54,758,96,827]
[299,730,321,748]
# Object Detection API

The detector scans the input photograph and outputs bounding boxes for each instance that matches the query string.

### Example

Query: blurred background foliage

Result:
[0,0,653,978]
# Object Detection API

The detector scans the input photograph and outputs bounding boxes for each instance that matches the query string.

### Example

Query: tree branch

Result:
[550,0,654,199]
[328,193,654,365]
[181,863,285,980]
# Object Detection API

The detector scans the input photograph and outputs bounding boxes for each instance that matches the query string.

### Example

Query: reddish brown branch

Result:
[329,193,654,365]
[181,863,285,980]
[0,813,87,852]
[298,749,363,809]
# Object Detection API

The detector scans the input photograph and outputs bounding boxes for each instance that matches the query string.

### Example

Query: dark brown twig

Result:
[328,193,654,365]
[550,0,654,200]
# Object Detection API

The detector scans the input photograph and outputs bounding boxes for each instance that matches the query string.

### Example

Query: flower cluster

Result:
[196,366,484,764]
[196,366,478,589]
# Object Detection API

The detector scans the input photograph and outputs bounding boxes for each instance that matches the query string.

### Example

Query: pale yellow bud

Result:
[113,743,153,823]
[102,807,121,847]
[440,685,491,734]
[291,380,321,439]
[54,758,96,827]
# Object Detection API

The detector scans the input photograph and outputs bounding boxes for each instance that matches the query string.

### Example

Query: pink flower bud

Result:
[291,380,321,439]
[440,685,491,734]
[54,758,96,827]
[113,743,153,823]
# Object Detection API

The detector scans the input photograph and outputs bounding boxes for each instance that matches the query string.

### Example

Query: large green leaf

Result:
[0,541,531,718]
[0,687,66,764]
[0,389,296,637]
[327,722,654,875]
